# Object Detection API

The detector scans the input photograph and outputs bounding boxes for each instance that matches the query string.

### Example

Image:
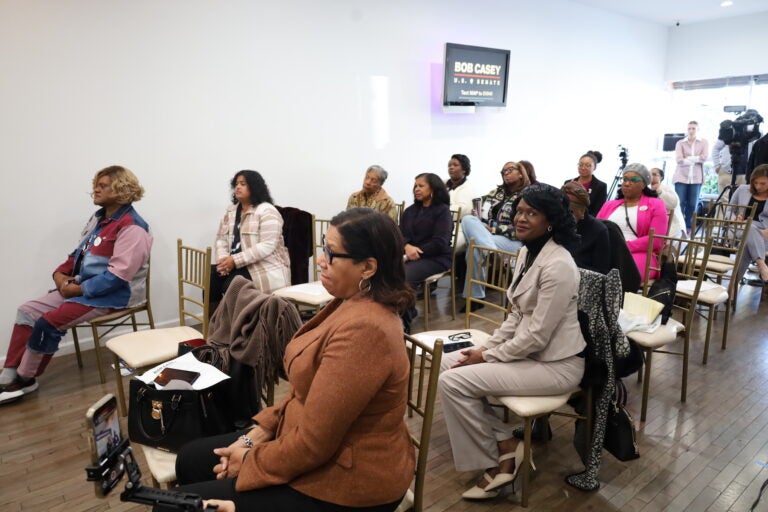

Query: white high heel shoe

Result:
[484,442,536,492]
[461,472,501,500]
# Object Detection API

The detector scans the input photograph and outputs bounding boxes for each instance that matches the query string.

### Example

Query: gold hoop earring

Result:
[358,278,372,294]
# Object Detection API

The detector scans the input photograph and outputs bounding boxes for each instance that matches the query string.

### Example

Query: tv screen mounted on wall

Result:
[443,43,510,107]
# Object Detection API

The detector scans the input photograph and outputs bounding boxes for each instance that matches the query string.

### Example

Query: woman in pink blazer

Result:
[597,163,668,281]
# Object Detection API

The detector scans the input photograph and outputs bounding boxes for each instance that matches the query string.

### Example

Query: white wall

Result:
[0,0,668,361]
[666,11,768,82]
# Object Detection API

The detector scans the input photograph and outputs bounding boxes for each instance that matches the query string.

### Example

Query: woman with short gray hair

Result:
[346,165,398,221]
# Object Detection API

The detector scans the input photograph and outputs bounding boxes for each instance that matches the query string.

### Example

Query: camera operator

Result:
[712,138,748,194]
[672,120,709,232]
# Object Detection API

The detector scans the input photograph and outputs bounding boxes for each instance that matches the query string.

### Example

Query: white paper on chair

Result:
[677,280,722,293]
[138,352,230,390]
[286,282,328,295]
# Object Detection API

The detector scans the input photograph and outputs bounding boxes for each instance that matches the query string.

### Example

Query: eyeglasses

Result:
[514,208,542,220]
[622,176,644,184]
[501,167,519,175]
[447,331,472,342]
[321,234,363,264]
[93,182,112,191]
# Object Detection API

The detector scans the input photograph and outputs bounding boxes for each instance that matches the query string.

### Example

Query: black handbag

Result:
[186,345,261,430]
[127,378,230,452]
[647,261,678,324]
[603,380,640,461]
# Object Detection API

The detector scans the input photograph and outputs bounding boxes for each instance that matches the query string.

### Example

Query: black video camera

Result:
[719,109,763,146]
[618,146,629,169]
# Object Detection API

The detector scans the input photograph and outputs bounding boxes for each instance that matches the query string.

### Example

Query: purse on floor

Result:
[603,379,640,461]
[127,378,230,452]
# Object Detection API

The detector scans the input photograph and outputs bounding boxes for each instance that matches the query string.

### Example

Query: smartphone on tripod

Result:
[85,394,125,497]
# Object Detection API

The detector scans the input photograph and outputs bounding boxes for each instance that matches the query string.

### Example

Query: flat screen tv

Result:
[443,43,510,107]
[663,133,685,152]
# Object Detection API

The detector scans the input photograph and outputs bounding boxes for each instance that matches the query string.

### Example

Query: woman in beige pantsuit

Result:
[438,184,586,500]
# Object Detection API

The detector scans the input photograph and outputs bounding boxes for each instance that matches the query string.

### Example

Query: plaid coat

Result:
[215,202,291,293]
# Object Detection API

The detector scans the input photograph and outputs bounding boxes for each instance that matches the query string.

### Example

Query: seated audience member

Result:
[564,150,607,216]
[562,182,610,274]
[446,154,476,250]
[731,164,768,282]
[519,160,538,184]
[0,166,151,405]
[165,209,415,512]
[438,184,585,501]
[650,167,686,238]
[461,162,528,311]
[346,164,398,221]
[400,173,453,285]
[597,163,667,281]
[212,170,291,303]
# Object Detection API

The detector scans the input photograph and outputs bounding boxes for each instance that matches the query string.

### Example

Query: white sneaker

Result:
[0,377,38,405]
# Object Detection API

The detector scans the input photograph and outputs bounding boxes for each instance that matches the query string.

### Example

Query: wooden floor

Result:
[2,284,768,511]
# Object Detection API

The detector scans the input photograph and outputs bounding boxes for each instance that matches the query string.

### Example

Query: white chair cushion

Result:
[707,254,735,265]
[675,280,728,305]
[414,329,491,347]
[273,282,333,306]
[626,318,684,349]
[105,326,202,368]
[424,270,450,284]
[139,444,178,484]
[496,391,575,418]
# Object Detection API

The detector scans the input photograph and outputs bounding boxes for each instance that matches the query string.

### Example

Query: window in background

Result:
[667,76,768,194]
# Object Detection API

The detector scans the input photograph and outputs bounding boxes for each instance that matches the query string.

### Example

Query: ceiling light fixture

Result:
[721,1,733,7]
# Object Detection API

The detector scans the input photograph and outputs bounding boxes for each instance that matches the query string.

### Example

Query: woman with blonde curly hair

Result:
[0,165,152,405]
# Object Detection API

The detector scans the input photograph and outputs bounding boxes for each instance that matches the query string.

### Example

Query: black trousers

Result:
[163,430,402,512]
[209,266,251,303]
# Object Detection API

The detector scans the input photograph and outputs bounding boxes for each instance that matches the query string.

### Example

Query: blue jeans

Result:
[461,216,522,299]
[674,183,702,231]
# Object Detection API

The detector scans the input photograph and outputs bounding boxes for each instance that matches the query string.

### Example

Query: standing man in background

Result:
[673,121,709,232]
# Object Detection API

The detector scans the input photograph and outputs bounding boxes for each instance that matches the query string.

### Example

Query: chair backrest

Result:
[311,216,332,281]
[666,208,675,235]
[691,208,754,295]
[404,333,443,512]
[712,200,755,222]
[176,239,212,339]
[640,230,713,327]
[447,207,462,261]
[464,237,519,329]
[394,200,406,222]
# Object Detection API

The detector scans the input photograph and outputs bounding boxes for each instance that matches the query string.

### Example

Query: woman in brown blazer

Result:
[168,209,416,512]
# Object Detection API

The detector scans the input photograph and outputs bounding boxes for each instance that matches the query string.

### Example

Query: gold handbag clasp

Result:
[151,400,166,433]
[151,400,163,420]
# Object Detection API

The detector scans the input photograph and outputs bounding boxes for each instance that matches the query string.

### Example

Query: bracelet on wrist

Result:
[238,435,254,448]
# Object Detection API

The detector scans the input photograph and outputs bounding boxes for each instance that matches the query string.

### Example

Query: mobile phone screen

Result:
[154,368,200,386]
[87,395,121,463]
[86,394,125,497]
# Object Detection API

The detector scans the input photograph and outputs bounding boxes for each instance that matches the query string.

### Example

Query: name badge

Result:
[94,236,102,246]
[639,205,648,212]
